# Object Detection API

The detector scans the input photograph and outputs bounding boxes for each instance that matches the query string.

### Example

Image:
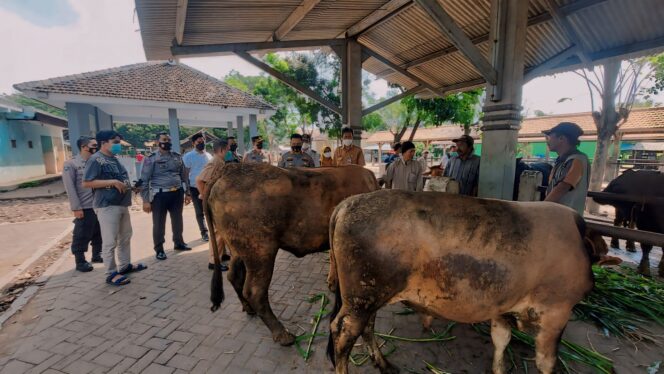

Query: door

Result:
[40,136,56,174]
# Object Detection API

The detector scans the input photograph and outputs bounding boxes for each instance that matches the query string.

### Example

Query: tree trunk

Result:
[463,124,472,135]
[604,133,621,182]
[587,60,621,214]
[407,116,422,142]
[394,123,409,144]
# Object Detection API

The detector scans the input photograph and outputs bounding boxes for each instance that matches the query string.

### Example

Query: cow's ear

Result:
[597,255,622,267]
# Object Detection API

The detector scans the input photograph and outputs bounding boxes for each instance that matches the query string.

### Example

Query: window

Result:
[11,140,16,148]
[28,141,33,149]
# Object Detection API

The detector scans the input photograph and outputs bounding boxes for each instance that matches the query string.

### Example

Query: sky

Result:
[1,0,661,118]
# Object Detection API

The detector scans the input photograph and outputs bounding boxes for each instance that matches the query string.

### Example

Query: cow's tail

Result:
[205,193,224,312]
[326,204,343,367]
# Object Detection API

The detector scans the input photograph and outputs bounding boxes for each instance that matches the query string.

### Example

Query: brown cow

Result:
[205,163,378,345]
[327,190,613,374]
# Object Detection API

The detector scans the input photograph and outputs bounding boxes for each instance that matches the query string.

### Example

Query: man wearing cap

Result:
[183,133,213,242]
[543,122,590,215]
[444,135,481,196]
[141,132,192,261]
[302,133,320,167]
[334,127,365,167]
[83,130,146,286]
[279,134,315,168]
[63,136,102,272]
[385,141,424,192]
[243,135,272,164]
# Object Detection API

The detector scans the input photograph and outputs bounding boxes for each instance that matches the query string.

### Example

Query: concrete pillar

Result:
[96,107,113,131]
[378,142,383,163]
[249,114,258,138]
[345,39,363,146]
[478,0,529,199]
[236,115,245,154]
[65,103,97,155]
[227,121,234,137]
[168,108,181,154]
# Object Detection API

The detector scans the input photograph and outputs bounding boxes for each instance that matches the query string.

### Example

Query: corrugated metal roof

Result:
[136,0,664,93]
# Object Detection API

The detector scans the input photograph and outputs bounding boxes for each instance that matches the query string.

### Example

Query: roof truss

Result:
[272,0,322,41]
[362,86,423,116]
[543,0,592,65]
[174,0,188,45]
[342,0,413,38]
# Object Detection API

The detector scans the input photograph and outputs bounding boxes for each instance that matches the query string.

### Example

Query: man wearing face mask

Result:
[225,136,241,163]
[278,133,315,168]
[141,132,192,261]
[384,141,424,192]
[63,136,103,272]
[84,131,145,286]
[243,135,272,164]
[301,133,319,167]
[334,127,365,167]
[183,133,213,242]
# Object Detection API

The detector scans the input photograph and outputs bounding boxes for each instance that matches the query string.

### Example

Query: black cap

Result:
[452,134,474,148]
[251,135,263,143]
[542,122,583,140]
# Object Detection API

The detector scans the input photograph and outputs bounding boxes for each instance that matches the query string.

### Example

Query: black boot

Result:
[91,249,103,263]
[74,253,93,272]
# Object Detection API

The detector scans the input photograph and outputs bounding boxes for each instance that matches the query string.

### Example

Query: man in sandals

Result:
[83,130,147,286]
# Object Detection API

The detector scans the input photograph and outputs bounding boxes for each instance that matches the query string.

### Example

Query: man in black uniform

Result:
[141,132,192,260]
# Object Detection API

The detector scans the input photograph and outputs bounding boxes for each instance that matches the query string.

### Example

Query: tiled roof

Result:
[367,107,664,143]
[519,107,664,136]
[14,61,274,111]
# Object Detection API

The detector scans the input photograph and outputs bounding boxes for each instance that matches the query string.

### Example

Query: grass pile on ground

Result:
[573,265,664,343]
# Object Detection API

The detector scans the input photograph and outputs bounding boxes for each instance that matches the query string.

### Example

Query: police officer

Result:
[301,133,319,167]
[243,135,272,164]
[62,136,102,272]
[278,134,315,168]
[141,132,192,260]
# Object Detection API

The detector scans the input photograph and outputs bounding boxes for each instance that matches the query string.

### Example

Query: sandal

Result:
[118,263,148,275]
[106,272,130,286]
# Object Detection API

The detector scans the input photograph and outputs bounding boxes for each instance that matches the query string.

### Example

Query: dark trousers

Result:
[152,190,185,252]
[190,187,208,235]
[71,208,102,261]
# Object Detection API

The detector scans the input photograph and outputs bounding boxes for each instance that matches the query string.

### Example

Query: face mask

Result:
[87,147,97,154]
[224,151,234,161]
[256,142,263,150]
[230,144,238,152]
[324,152,332,158]
[160,142,172,151]
[110,143,122,155]
[195,143,205,151]
[449,152,458,157]
[302,142,310,150]
[292,145,302,153]
[342,139,353,147]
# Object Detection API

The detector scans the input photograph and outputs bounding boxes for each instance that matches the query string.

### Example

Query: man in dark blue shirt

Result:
[83,130,146,286]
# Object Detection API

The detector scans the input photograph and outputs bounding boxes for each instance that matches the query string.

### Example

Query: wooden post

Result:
[478,0,529,199]
[346,39,363,146]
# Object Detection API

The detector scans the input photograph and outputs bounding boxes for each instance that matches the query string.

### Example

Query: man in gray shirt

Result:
[63,136,102,272]
[278,134,315,168]
[444,135,481,196]
[385,141,424,191]
[141,132,192,260]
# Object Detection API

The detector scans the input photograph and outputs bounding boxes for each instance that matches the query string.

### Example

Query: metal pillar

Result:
[249,114,258,138]
[345,39,363,146]
[478,0,529,199]
[168,108,181,154]
[236,115,245,154]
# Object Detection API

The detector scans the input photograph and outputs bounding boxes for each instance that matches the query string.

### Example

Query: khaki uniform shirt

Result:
[243,150,271,164]
[278,151,315,168]
[333,145,365,166]
[385,158,424,192]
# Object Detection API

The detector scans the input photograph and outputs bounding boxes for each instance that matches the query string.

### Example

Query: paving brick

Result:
[13,349,53,365]
[117,344,149,360]
[142,338,172,351]
[153,342,182,365]
[166,331,193,343]
[107,357,136,374]
[166,354,199,371]
[0,360,34,374]
[48,342,81,357]
[141,363,174,374]
[62,360,99,374]
[92,352,124,368]
[127,349,160,374]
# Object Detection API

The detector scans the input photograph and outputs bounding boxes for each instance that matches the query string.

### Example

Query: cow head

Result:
[584,228,622,266]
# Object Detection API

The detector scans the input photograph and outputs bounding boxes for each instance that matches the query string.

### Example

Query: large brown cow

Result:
[327,190,613,374]
[205,163,378,345]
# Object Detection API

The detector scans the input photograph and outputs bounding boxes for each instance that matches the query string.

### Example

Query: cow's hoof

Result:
[274,330,295,346]
[242,305,256,316]
[626,245,636,253]
[637,265,651,277]
[610,240,620,249]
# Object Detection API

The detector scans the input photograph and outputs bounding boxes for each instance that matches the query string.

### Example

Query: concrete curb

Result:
[0,224,73,292]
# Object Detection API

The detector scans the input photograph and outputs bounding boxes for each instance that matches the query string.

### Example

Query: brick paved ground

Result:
[0,208,660,374]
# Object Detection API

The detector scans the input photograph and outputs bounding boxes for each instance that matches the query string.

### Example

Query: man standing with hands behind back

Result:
[334,127,365,167]
[63,136,102,272]
[141,132,192,261]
